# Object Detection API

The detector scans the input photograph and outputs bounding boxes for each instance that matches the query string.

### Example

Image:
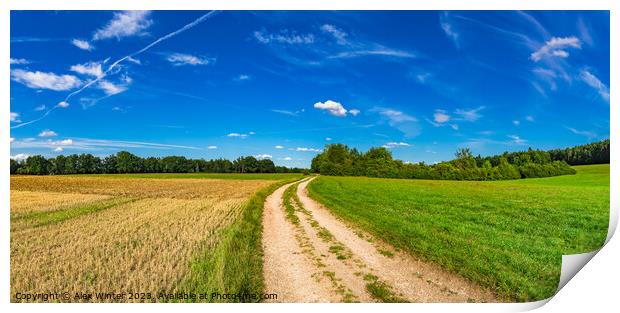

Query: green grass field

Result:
[307,164,609,302]
[72,172,304,180]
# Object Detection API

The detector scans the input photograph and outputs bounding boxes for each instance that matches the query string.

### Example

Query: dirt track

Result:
[262,177,497,303]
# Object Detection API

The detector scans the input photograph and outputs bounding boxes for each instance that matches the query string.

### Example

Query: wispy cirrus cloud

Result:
[93,11,153,41]
[372,107,420,137]
[579,69,609,102]
[382,142,410,149]
[70,61,104,78]
[11,137,200,152]
[254,29,315,44]
[566,127,597,139]
[10,58,30,65]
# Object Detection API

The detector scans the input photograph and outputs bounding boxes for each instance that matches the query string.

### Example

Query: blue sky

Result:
[10,11,610,168]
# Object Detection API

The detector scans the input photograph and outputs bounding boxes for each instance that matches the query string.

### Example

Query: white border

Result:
[2,1,617,312]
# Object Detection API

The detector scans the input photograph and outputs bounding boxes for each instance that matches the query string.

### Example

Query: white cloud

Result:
[97,80,128,95]
[349,109,361,116]
[57,139,74,146]
[10,58,29,65]
[166,53,214,66]
[530,36,581,62]
[376,108,417,123]
[580,69,609,102]
[454,106,484,122]
[507,135,527,145]
[10,112,21,123]
[71,39,94,51]
[253,29,314,44]
[38,130,58,137]
[34,104,46,111]
[382,142,410,148]
[57,101,70,108]
[207,145,218,149]
[70,61,104,78]
[416,73,431,83]
[321,24,348,45]
[450,124,459,130]
[513,120,521,126]
[93,10,153,41]
[255,154,273,159]
[325,137,332,141]
[126,56,141,65]
[314,100,348,117]
[275,145,284,149]
[280,157,293,161]
[329,49,415,59]
[10,154,30,161]
[236,74,251,81]
[295,147,321,152]
[249,131,256,135]
[433,109,450,123]
[567,127,597,138]
[525,115,535,122]
[54,147,64,152]
[10,69,82,91]
[440,12,459,47]
[227,133,249,138]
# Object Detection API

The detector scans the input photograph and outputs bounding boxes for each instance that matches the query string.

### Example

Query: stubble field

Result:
[10,174,294,302]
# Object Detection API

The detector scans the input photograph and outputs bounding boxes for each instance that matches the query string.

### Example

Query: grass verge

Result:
[176,177,301,302]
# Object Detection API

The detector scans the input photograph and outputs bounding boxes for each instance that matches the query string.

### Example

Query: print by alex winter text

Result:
[9,11,610,303]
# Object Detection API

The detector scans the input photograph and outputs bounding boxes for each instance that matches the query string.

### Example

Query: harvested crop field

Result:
[10,175,275,302]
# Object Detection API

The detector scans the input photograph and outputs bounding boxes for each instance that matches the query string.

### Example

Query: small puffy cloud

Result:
[433,109,450,123]
[253,29,314,44]
[93,10,152,41]
[450,124,459,130]
[10,137,15,143]
[38,130,58,137]
[314,100,349,117]
[57,101,70,108]
[207,145,218,149]
[294,147,321,152]
[530,36,581,62]
[70,61,103,78]
[97,80,127,95]
[255,154,272,159]
[513,120,521,126]
[57,139,74,146]
[325,137,332,141]
[10,69,82,91]
[416,73,431,83]
[167,53,214,66]
[34,104,46,111]
[71,39,94,51]
[10,58,29,65]
[54,147,64,152]
[525,115,535,122]
[249,131,256,135]
[382,142,410,148]
[236,74,251,81]
[227,132,250,138]
[321,24,348,45]
[11,154,30,161]
[580,69,609,102]
[10,112,21,122]
[275,145,284,149]
[280,157,293,161]
[349,109,361,116]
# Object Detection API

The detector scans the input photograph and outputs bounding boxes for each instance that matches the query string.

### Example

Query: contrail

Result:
[11,10,221,129]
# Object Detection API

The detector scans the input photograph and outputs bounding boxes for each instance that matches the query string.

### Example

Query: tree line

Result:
[10,151,307,175]
[310,139,610,181]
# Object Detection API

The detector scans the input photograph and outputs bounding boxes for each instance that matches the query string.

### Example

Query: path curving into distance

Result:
[262,177,497,303]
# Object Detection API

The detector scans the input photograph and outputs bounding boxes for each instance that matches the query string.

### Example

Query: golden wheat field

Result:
[10,175,274,302]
